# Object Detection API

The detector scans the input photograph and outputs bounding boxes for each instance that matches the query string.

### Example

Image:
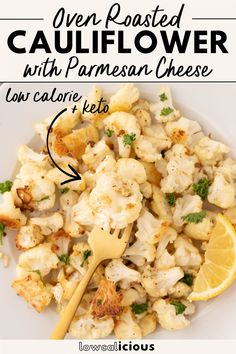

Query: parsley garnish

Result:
[192,178,210,200]
[123,133,136,146]
[61,187,69,195]
[0,180,13,194]
[171,301,186,315]
[160,107,174,116]
[104,128,114,138]
[180,273,194,286]
[39,195,50,202]
[0,223,5,246]
[182,211,207,224]
[166,193,176,207]
[80,249,92,267]
[160,93,168,102]
[131,303,148,315]
[58,254,70,265]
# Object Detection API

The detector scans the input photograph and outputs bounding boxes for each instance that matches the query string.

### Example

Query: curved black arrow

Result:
[46,107,81,185]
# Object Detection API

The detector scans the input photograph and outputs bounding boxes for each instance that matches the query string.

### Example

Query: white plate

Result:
[0,83,236,339]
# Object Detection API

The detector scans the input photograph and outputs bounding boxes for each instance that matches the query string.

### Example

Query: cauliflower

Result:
[16,225,44,250]
[140,182,152,199]
[0,191,26,228]
[109,84,140,113]
[72,191,95,227]
[89,173,142,229]
[160,144,197,193]
[114,308,142,339]
[156,227,177,260]
[105,259,141,289]
[174,236,202,269]
[135,208,168,245]
[142,124,171,151]
[30,212,64,236]
[184,212,215,241]
[134,108,151,129]
[17,145,48,167]
[150,86,180,123]
[12,162,55,211]
[173,195,202,228]
[165,117,203,146]
[151,186,173,223]
[104,112,141,158]
[17,243,59,277]
[124,239,156,266]
[134,135,162,163]
[48,229,71,256]
[141,266,184,297]
[90,279,122,318]
[69,314,114,339]
[194,136,230,166]
[69,242,91,276]
[116,158,147,184]
[208,174,235,208]
[57,269,82,301]
[121,285,147,307]
[140,161,162,186]
[82,140,114,168]
[47,166,86,192]
[155,250,175,270]
[139,313,157,337]
[12,272,52,313]
[153,298,195,330]
[171,282,192,298]
[60,190,85,237]
[217,158,236,183]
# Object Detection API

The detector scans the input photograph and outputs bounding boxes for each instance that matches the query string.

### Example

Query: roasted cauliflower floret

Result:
[104,112,141,158]
[165,117,203,146]
[89,173,142,229]
[156,227,177,260]
[69,314,114,339]
[17,243,59,277]
[48,229,71,256]
[57,268,82,301]
[90,279,122,318]
[153,298,195,330]
[12,272,52,313]
[47,166,86,192]
[141,266,184,297]
[139,313,157,337]
[109,83,140,113]
[140,182,153,199]
[173,195,202,228]
[208,174,235,208]
[160,144,197,193]
[155,250,175,270]
[142,124,171,151]
[174,236,202,269]
[151,185,173,223]
[124,239,156,266]
[72,191,95,227]
[184,212,215,241]
[140,161,162,186]
[194,136,230,166]
[134,135,162,163]
[121,285,147,307]
[105,259,141,289]
[69,242,91,276]
[82,140,114,168]
[171,282,192,298]
[116,158,147,184]
[0,191,26,228]
[150,86,180,123]
[135,208,168,245]
[114,308,142,339]
[12,162,55,211]
[16,225,44,250]
[18,145,48,167]
[217,158,236,183]
[30,212,64,236]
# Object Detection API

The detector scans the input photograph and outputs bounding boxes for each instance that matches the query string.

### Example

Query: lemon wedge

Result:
[188,214,236,301]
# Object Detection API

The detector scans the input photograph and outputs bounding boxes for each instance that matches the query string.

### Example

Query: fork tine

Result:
[112,229,121,238]
[121,223,133,241]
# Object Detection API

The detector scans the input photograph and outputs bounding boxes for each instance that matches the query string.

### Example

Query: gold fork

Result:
[50,223,133,339]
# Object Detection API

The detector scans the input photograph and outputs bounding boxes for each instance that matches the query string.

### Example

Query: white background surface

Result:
[0,82,236,339]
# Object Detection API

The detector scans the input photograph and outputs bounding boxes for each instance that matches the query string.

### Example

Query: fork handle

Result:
[50,257,101,339]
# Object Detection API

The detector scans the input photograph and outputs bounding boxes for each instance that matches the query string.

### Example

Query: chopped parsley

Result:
[123,133,136,146]
[0,180,13,194]
[131,303,148,315]
[192,178,210,200]
[182,211,207,224]
[61,187,69,195]
[160,107,174,116]
[0,223,5,246]
[159,92,168,102]
[180,273,194,286]
[80,249,92,267]
[171,301,187,315]
[58,254,70,265]
[39,195,50,202]
[166,193,176,207]
[104,128,114,138]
